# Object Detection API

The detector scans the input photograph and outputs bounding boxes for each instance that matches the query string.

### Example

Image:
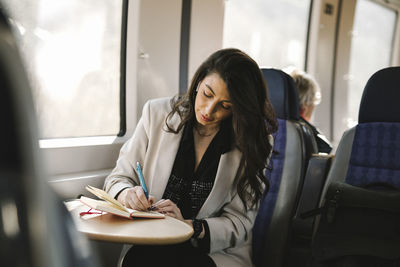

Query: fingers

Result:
[135,187,151,210]
[123,188,139,210]
[124,186,152,211]
[121,189,180,217]
[152,199,183,220]
[148,195,156,205]
[151,199,171,211]
[152,198,167,208]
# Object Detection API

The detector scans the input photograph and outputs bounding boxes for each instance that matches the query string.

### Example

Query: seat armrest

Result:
[293,154,334,237]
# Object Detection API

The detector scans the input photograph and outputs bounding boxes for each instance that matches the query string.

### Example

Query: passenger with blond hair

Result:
[290,70,332,154]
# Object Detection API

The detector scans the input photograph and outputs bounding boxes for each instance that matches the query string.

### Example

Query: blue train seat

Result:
[311,67,400,266]
[252,68,318,267]
[318,66,400,190]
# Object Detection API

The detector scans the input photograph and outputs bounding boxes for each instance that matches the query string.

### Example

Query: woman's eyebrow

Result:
[205,83,232,103]
[205,84,216,95]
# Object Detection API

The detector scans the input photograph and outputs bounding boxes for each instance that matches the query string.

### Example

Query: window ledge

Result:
[39,135,123,148]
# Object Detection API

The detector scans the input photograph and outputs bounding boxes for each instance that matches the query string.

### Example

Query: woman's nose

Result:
[204,101,217,115]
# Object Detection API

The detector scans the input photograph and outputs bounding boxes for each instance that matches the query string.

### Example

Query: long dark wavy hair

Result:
[165,48,277,209]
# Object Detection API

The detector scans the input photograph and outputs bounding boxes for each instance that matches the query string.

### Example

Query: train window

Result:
[222,0,311,69]
[346,0,397,128]
[2,0,125,139]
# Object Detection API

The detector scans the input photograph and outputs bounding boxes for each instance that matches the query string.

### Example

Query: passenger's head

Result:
[193,72,233,131]
[167,48,277,208]
[188,48,277,138]
[290,70,321,122]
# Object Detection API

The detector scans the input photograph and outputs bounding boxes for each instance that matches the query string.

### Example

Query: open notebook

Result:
[80,185,165,219]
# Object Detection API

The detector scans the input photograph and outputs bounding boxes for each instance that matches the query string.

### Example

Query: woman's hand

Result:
[151,199,205,238]
[152,199,184,221]
[117,186,155,211]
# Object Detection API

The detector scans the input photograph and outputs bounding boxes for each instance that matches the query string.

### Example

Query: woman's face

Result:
[194,73,233,130]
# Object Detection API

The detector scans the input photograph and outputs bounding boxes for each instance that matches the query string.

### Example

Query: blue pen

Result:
[136,162,149,199]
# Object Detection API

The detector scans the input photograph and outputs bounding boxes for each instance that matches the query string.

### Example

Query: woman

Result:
[104,48,277,267]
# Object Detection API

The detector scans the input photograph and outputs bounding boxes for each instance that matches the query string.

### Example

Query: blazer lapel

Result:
[196,148,242,218]
[148,113,182,200]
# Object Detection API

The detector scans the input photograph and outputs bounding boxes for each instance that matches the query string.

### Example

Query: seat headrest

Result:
[359,66,400,123]
[261,68,300,120]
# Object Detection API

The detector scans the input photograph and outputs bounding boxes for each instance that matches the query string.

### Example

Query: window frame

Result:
[35,0,128,146]
[41,0,141,182]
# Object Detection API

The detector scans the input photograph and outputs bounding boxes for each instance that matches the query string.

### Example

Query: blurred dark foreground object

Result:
[0,6,99,267]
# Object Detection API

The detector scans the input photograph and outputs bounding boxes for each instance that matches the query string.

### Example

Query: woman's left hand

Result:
[152,199,184,221]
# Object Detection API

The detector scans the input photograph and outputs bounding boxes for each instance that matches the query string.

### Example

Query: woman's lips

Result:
[201,114,212,122]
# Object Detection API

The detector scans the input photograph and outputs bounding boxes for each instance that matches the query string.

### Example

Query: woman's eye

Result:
[222,105,231,110]
[203,91,212,98]
[221,104,232,110]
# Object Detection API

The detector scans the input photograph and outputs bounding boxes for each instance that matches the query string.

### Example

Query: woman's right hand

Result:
[117,186,155,211]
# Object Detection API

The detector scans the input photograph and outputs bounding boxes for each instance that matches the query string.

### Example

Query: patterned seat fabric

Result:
[346,123,400,188]
[345,66,400,188]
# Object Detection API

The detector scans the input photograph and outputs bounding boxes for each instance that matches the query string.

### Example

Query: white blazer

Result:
[104,97,273,267]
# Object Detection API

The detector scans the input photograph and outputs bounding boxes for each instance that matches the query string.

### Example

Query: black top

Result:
[300,117,332,154]
[162,117,233,251]
[163,118,232,217]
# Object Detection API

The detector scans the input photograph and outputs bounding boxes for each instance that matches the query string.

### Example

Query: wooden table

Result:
[66,200,194,245]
